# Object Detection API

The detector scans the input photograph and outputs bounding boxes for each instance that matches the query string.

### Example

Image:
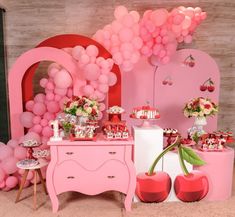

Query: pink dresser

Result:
[46,134,136,212]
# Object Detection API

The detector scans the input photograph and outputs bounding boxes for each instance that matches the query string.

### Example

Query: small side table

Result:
[15,158,48,210]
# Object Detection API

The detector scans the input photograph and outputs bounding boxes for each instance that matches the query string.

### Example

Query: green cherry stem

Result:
[178,145,190,176]
[148,136,180,175]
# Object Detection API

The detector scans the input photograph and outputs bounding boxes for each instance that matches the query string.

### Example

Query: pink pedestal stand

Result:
[194,148,234,201]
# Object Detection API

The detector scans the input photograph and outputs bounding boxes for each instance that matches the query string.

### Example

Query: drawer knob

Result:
[65,152,74,155]
[107,175,115,179]
[108,151,116,155]
[67,176,75,179]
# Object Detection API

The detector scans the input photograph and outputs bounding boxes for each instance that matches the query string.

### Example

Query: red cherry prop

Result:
[162,80,168,85]
[174,171,209,202]
[188,61,195,67]
[168,81,173,86]
[207,85,215,92]
[200,85,207,91]
[136,172,171,202]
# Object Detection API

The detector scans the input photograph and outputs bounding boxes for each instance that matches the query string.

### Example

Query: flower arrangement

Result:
[64,96,99,119]
[183,97,218,118]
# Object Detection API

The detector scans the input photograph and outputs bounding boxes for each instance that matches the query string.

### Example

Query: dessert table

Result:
[46,134,136,212]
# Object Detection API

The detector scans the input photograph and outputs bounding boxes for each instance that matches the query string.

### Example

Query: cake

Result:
[130,105,160,119]
[107,106,125,114]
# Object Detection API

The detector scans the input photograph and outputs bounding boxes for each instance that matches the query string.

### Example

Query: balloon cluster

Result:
[93,5,206,67]
[93,6,143,72]
[20,44,116,145]
[0,136,47,191]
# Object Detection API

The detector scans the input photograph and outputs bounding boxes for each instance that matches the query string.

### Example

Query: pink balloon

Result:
[129,10,140,23]
[122,14,134,27]
[182,16,192,29]
[141,45,150,56]
[130,52,140,64]
[90,81,99,89]
[2,157,18,174]
[25,100,35,111]
[42,126,53,138]
[161,55,170,64]
[108,72,117,86]
[0,168,6,182]
[114,5,128,20]
[123,50,132,59]
[119,28,134,42]
[94,91,106,102]
[0,145,13,161]
[80,54,90,65]
[97,111,103,120]
[122,61,134,72]
[133,37,143,49]
[149,55,159,66]
[200,12,207,20]
[54,69,72,89]
[72,45,85,60]
[98,84,109,93]
[111,21,122,34]
[83,85,94,96]
[173,13,185,25]
[46,101,60,113]
[96,57,105,65]
[46,92,55,101]
[5,176,18,188]
[48,62,61,71]
[113,52,123,65]
[151,9,169,26]
[33,116,41,125]
[184,35,193,43]
[39,78,48,88]
[99,60,110,69]
[40,119,48,127]
[59,97,69,110]
[20,112,34,128]
[84,63,100,81]
[0,180,5,189]
[86,45,99,57]
[46,81,55,90]
[32,124,43,134]
[33,102,46,116]
[7,140,19,148]
[185,7,195,18]
[48,67,59,78]
[172,24,182,34]
[14,146,27,160]
[54,94,62,101]
[99,103,106,111]
[66,88,73,98]
[98,74,109,84]
[54,87,67,96]
[41,136,49,146]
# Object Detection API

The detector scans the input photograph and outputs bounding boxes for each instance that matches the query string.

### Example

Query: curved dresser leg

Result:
[46,146,59,213]
[124,148,136,211]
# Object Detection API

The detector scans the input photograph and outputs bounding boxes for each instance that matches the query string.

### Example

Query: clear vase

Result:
[194,116,207,135]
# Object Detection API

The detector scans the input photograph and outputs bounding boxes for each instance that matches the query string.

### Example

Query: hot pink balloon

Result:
[5,176,18,189]
[40,118,48,127]
[0,145,13,161]
[20,112,34,128]
[108,72,117,86]
[2,157,18,174]
[39,78,48,88]
[54,69,72,89]
[46,101,60,113]
[151,9,169,26]
[86,45,99,57]
[7,139,19,148]
[54,94,62,102]
[114,5,128,20]
[84,63,100,81]
[25,100,35,111]
[33,102,46,116]
[14,146,27,160]
[46,81,55,90]
[32,124,43,134]
[33,116,41,125]
[42,126,53,138]
[46,92,55,101]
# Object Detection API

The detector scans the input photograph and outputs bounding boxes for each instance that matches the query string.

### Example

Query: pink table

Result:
[46,134,136,212]
[194,148,234,201]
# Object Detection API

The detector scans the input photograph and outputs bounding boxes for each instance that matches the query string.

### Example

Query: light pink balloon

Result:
[48,62,61,71]
[108,72,117,86]
[185,7,195,18]
[122,14,134,27]
[0,145,13,161]
[184,35,193,43]
[149,55,159,66]
[42,126,53,138]
[98,84,109,93]
[80,54,90,65]
[130,10,140,23]
[130,52,140,64]
[48,67,59,78]
[173,13,185,25]
[54,87,67,96]
[14,146,27,160]
[120,42,133,52]
[5,176,18,188]
[100,60,110,69]
[2,157,18,174]
[33,102,46,116]
[33,116,41,125]
[0,168,6,182]
[99,103,106,111]
[182,16,192,29]
[54,69,72,89]
[46,101,60,113]
[39,78,48,88]
[141,45,150,56]
[20,112,34,128]
[40,119,48,127]
[46,81,55,90]
[84,63,100,81]
[161,55,170,64]
[111,20,122,34]
[83,85,94,96]
[133,37,143,49]
[123,50,132,59]
[113,52,123,65]
[96,57,105,65]
[122,61,134,72]
[7,139,19,148]
[98,74,109,84]
[25,100,35,111]
[90,81,99,89]
[145,20,155,33]
[114,5,128,20]
[86,45,99,57]
[32,124,43,134]
[151,9,169,26]
[119,28,134,42]
[72,45,85,60]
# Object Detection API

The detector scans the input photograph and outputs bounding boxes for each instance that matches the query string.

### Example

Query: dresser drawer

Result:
[54,160,129,195]
[57,146,125,170]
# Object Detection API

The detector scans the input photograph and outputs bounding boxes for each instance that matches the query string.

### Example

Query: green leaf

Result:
[181,146,206,166]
